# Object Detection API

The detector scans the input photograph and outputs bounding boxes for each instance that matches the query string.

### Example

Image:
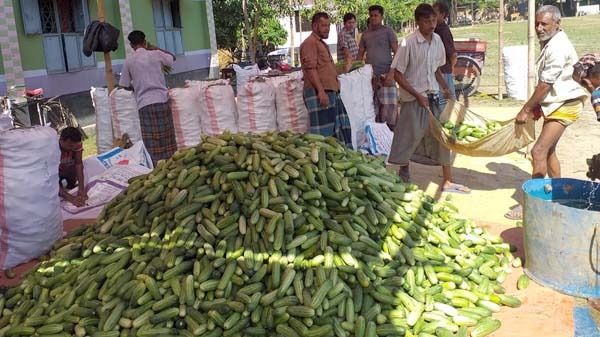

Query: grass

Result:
[447,15,600,103]
[82,129,97,159]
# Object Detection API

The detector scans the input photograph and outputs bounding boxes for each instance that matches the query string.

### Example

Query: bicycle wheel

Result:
[44,101,87,139]
[453,56,482,97]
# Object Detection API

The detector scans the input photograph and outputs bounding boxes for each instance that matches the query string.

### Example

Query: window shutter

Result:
[42,35,66,73]
[20,0,43,35]
[162,0,173,28]
[64,34,82,72]
[153,0,164,28]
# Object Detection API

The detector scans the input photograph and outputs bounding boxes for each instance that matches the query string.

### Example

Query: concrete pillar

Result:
[0,0,25,93]
[204,0,220,79]
[118,0,134,56]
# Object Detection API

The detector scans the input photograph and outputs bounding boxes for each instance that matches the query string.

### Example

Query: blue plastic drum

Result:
[523,178,600,298]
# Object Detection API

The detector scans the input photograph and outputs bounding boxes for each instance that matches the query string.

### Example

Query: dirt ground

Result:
[2,102,598,335]
[407,101,600,336]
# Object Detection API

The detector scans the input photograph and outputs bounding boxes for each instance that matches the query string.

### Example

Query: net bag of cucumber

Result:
[0,131,521,337]
[430,100,535,157]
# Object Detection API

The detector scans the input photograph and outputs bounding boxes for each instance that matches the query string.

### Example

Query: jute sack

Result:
[429,100,535,157]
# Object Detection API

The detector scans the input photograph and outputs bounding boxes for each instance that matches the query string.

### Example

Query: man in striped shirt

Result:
[388,3,469,194]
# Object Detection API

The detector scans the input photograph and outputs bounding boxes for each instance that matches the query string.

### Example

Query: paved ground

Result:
[406,101,600,336]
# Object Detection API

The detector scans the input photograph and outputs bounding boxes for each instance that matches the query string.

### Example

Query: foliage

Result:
[305,0,422,31]
[213,0,244,53]
[257,14,288,48]
[213,0,290,60]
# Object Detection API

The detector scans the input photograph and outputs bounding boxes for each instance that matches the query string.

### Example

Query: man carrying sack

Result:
[506,5,587,220]
[388,3,470,194]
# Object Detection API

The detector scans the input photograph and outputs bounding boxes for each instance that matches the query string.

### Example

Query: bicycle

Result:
[0,88,87,139]
[453,39,487,99]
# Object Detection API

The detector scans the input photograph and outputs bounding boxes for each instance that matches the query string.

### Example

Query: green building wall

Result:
[88,0,125,61]
[2,0,211,76]
[180,1,211,51]
[12,0,45,71]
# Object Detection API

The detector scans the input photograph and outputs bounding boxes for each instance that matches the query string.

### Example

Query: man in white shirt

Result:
[119,30,177,166]
[515,5,587,178]
[388,3,469,193]
[506,5,587,219]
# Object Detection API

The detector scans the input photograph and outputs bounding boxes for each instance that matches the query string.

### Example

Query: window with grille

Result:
[153,0,184,55]
[21,0,95,73]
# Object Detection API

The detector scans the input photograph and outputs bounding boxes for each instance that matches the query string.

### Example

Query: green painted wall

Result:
[88,0,125,60]
[1,0,211,76]
[181,1,210,51]
[129,0,211,52]
[130,1,158,47]
[12,0,45,71]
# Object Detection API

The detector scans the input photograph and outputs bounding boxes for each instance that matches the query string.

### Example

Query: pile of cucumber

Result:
[442,121,502,143]
[0,131,519,337]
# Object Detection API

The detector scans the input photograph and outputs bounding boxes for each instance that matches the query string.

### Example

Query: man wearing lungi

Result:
[506,5,587,219]
[357,5,399,127]
[119,30,177,166]
[300,12,352,148]
[388,4,470,194]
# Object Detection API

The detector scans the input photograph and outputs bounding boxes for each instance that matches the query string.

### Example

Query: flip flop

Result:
[442,183,471,194]
[504,205,523,220]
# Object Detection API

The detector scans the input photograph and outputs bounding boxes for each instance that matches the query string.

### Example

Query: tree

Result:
[242,0,291,62]
[305,0,419,32]
[213,0,291,63]
[213,0,244,59]
[257,12,288,49]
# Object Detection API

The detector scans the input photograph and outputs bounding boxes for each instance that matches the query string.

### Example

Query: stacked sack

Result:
[92,70,310,153]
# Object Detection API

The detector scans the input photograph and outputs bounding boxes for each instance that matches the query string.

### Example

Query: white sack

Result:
[84,141,153,186]
[198,81,238,135]
[0,126,62,269]
[90,87,114,154]
[503,46,528,101]
[169,87,203,148]
[339,65,377,150]
[275,79,309,133]
[364,122,394,156]
[233,64,260,91]
[110,88,142,143]
[237,77,278,133]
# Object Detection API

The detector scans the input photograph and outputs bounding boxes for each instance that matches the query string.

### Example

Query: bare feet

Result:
[588,298,600,312]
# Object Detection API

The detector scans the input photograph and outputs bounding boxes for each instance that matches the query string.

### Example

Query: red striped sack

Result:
[109,88,142,143]
[275,78,309,133]
[168,87,202,148]
[237,77,277,133]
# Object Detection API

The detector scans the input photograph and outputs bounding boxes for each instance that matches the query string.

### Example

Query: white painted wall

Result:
[577,4,600,15]
[277,16,339,49]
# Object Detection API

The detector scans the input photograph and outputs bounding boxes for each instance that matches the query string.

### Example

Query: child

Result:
[59,127,87,207]
[573,54,600,181]
[573,53,600,120]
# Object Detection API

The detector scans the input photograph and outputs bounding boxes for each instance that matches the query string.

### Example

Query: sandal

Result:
[504,205,523,220]
[442,183,471,194]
